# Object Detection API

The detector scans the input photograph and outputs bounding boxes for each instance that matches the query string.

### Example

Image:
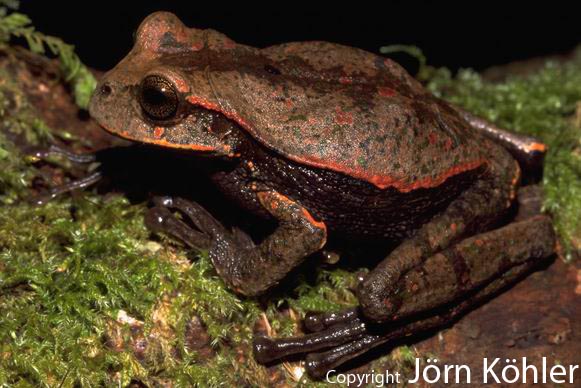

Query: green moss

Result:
[0,194,267,386]
[0,2,96,109]
[0,68,53,205]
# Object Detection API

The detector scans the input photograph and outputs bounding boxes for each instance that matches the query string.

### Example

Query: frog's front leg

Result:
[27,145,102,204]
[146,190,327,296]
[28,144,98,164]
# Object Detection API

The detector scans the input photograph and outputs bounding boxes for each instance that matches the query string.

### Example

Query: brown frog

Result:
[86,12,555,378]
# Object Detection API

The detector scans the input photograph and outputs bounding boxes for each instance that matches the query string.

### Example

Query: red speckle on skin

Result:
[339,76,352,85]
[153,127,165,139]
[191,41,204,51]
[300,207,327,232]
[270,85,284,98]
[445,138,453,150]
[383,298,393,310]
[526,142,547,152]
[378,87,396,97]
[222,39,236,49]
[335,107,354,125]
[285,99,293,108]
[172,78,190,93]
[429,132,438,145]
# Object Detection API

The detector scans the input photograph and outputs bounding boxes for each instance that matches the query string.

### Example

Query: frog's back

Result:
[196,40,489,192]
[135,12,490,192]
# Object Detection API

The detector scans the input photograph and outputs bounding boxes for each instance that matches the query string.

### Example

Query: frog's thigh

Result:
[378,214,555,320]
[211,189,327,296]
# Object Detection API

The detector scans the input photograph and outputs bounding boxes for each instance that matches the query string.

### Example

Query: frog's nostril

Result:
[99,83,112,97]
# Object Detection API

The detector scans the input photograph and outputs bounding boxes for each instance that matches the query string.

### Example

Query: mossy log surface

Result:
[0,47,580,387]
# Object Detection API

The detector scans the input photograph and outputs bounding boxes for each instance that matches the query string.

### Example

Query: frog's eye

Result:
[139,75,179,121]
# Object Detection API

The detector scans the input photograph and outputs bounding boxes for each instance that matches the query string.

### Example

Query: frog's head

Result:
[89,12,236,156]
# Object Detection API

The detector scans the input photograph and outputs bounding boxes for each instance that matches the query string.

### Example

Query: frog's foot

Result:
[253,214,555,379]
[254,308,363,363]
[28,145,101,204]
[145,197,213,250]
[27,144,98,164]
[31,171,102,205]
[254,311,369,367]
[145,192,327,296]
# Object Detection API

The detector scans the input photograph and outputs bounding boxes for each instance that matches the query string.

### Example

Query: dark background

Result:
[21,1,580,73]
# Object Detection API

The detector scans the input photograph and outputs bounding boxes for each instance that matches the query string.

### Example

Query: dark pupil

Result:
[140,76,178,120]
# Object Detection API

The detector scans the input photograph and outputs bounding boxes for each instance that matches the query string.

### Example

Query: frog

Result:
[85,11,556,378]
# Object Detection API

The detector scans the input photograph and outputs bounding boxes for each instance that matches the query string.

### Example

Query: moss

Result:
[0,194,267,386]
[0,9,580,386]
[0,2,96,109]
[0,67,53,205]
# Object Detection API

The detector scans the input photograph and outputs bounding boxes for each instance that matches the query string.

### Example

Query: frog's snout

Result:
[88,78,131,137]
[89,82,111,114]
[89,80,120,121]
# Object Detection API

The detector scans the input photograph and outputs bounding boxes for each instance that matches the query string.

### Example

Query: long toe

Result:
[305,334,382,379]
[253,318,367,363]
[304,307,359,332]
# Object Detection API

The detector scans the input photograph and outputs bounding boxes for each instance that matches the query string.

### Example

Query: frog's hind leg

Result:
[254,213,555,378]
[364,213,555,323]
[253,183,555,374]
[305,241,553,378]
[453,106,547,183]
[260,184,544,339]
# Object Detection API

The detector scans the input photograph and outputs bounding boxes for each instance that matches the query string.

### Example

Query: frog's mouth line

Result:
[96,119,242,162]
